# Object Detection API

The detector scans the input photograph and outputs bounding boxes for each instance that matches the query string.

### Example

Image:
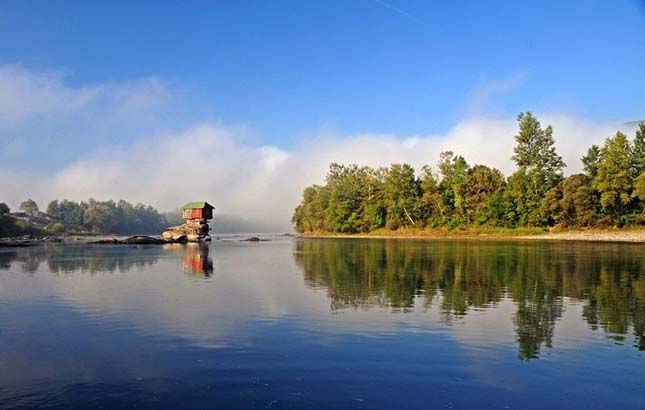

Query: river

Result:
[0,237,643,409]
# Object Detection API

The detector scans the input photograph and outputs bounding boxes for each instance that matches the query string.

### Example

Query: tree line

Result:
[0,198,169,236]
[293,113,645,233]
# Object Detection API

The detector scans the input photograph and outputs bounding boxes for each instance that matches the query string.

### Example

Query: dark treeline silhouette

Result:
[0,201,45,237]
[46,199,167,235]
[0,198,169,236]
[293,239,645,359]
[293,113,645,233]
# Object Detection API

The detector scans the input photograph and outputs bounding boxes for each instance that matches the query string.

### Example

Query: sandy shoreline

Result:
[515,230,645,243]
[297,229,645,243]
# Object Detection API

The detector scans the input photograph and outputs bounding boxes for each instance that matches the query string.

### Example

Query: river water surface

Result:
[0,237,643,409]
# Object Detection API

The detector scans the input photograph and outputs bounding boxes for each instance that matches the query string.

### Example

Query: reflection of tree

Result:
[3,244,219,279]
[0,250,18,269]
[513,286,563,360]
[295,239,437,311]
[294,239,645,357]
[46,245,162,273]
[583,264,645,350]
[0,247,48,273]
[433,244,507,321]
[505,245,564,360]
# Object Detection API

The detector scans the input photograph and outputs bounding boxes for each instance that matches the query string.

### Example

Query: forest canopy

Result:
[292,113,645,233]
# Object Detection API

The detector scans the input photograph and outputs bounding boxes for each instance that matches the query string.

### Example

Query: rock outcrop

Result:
[240,236,271,242]
[161,220,211,242]
[92,236,168,245]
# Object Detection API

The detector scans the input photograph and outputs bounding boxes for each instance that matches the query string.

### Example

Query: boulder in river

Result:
[92,236,167,245]
[240,236,271,242]
[161,221,210,243]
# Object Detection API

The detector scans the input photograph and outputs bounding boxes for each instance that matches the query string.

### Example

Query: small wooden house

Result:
[181,201,214,221]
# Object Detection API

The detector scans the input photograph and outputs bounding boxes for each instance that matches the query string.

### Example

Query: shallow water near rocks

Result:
[0,237,643,409]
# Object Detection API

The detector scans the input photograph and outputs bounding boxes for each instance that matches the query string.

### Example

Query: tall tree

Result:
[508,112,565,225]
[512,112,565,183]
[592,132,634,222]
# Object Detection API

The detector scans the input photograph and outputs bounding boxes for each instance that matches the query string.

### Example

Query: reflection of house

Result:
[183,243,214,277]
[181,202,214,223]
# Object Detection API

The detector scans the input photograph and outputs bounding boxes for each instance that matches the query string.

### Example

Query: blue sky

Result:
[2,1,643,150]
[0,1,644,222]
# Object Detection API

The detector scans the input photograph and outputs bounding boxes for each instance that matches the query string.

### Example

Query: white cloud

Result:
[0,65,177,169]
[0,64,171,125]
[0,115,635,231]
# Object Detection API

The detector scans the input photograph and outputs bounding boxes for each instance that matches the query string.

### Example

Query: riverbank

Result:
[297,227,645,243]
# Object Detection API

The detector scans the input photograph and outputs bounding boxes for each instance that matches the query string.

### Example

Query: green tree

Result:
[417,165,443,225]
[83,199,119,234]
[632,173,645,224]
[582,145,601,179]
[19,199,39,215]
[0,202,14,236]
[384,164,419,229]
[437,151,469,224]
[592,132,634,223]
[634,122,645,176]
[47,199,84,227]
[634,173,645,201]
[540,184,563,226]
[540,174,598,227]
[461,165,506,225]
[360,167,387,231]
[508,112,565,226]
[561,175,598,227]
[293,185,330,233]
[325,164,372,233]
[512,112,565,179]
[504,170,531,226]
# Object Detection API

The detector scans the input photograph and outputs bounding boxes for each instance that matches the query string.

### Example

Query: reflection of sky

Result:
[0,240,643,409]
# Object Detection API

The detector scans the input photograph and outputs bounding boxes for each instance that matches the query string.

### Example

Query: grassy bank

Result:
[297,226,645,243]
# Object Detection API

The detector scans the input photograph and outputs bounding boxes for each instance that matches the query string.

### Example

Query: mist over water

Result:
[0,238,643,409]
